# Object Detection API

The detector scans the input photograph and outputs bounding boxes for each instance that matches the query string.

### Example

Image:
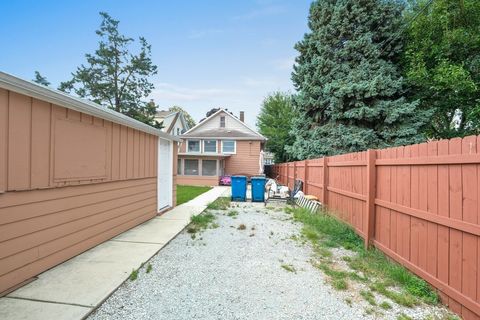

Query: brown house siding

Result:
[224,140,261,177]
[0,88,163,294]
[177,176,219,186]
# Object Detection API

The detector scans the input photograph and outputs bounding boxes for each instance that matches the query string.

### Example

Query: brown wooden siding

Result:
[0,88,158,191]
[0,89,161,295]
[224,140,261,177]
[177,176,219,186]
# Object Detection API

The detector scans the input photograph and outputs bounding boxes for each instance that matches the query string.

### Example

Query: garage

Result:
[0,72,180,295]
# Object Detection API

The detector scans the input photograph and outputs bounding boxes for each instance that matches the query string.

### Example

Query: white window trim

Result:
[221,140,236,154]
[187,139,200,153]
[203,139,217,153]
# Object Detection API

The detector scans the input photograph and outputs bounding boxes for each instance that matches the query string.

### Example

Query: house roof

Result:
[182,108,266,141]
[0,71,181,142]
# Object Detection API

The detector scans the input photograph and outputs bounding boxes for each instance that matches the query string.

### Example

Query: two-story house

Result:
[177,109,266,186]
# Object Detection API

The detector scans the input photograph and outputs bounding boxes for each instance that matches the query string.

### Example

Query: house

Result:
[177,109,267,186]
[154,110,189,136]
[0,71,180,295]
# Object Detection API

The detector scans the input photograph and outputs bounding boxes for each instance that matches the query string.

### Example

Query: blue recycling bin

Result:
[231,176,247,202]
[251,176,266,202]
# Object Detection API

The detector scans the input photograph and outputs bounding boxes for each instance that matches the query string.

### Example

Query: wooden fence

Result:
[272,135,480,320]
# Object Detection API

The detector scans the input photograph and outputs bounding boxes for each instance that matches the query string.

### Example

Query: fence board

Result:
[271,133,480,319]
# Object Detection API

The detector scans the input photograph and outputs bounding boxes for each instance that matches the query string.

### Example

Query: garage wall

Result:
[0,89,160,294]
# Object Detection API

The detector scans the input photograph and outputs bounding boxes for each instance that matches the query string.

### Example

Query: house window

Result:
[222,140,236,153]
[177,159,182,175]
[184,159,199,175]
[187,140,200,152]
[202,160,217,176]
[177,128,180,135]
[220,116,225,128]
[203,140,217,153]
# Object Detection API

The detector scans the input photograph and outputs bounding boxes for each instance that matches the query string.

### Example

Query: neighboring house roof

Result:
[155,110,189,134]
[182,108,266,140]
[0,72,181,142]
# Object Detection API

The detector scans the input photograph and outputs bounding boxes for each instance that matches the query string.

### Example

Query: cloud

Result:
[271,57,296,71]
[242,77,278,87]
[232,5,287,21]
[188,28,225,39]
[150,82,238,103]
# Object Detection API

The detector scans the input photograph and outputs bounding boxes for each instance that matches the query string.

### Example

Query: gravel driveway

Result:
[88,201,369,320]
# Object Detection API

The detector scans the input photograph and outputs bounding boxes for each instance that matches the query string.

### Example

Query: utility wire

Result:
[378,0,435,56]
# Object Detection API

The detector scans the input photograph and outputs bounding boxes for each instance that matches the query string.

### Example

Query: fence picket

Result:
[271,134,480,319]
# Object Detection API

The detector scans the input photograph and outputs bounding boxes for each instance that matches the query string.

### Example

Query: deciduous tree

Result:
[257,92,295,162]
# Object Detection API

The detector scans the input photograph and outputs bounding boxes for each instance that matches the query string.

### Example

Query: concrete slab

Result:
[0,298,91,320]
[112,217,189,244]
[8,241,162,307]
[158,204,206,221]
[1,185,228,320]
[185,186,229,206]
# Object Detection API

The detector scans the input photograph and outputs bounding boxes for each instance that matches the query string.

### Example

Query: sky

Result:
[0,0,311,128]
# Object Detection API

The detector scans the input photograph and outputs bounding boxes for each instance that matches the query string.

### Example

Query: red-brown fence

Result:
[272,135,480,320]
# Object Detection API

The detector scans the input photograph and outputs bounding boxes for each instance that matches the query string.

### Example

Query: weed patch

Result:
[207,197,231,210]
[146,263,153,273]
[188,212,217,236]
[129,269,138,281]
[227,210,238,217]
[281,264,296,273]
[290,206,439,306]
[238,224,246,230]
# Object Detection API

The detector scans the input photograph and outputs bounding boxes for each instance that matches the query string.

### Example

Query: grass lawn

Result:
[176,185,212,205]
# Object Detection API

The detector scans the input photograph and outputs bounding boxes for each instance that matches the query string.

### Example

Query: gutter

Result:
[0,71,181,142]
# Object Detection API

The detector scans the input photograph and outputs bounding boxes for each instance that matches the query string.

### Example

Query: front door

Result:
[157,138,173,211]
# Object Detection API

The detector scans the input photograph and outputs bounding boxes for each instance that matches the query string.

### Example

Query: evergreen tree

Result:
[257,92,295,162]
[60,12,158,126]
[404,0,480,139]
[286,0,430,159]
[33,71,50,86]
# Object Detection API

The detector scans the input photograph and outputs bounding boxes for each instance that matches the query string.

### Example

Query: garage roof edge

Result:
[0,71,181,142]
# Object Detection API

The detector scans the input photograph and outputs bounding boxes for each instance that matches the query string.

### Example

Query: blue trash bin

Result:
[251,176,266,202]
[231,176,247,202]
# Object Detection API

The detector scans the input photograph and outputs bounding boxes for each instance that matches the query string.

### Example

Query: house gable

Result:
[183,109,265,140]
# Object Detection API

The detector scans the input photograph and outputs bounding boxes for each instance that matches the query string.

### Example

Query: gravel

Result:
[87,202,452,320]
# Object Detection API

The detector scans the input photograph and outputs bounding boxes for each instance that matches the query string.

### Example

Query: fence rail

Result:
[272,135,480,319]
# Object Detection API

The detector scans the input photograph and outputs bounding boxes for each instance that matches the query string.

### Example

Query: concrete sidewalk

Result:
[0,186,229,320]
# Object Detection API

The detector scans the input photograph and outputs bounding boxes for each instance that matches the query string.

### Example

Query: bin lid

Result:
[251,176,266,180]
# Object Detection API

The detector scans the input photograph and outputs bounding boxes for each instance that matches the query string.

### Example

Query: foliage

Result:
[290,206,439,305]
[256,92,296,162]
[33,71,50,86]
[286,0,430,159]
[187,212,216,234]
[404,0,480,139]
[59,12,158,126]
[168,105,196,128]
[206,197,231,210]
[176,185,212,205]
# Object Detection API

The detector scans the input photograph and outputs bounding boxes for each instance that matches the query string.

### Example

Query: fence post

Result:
[293,161,297,188]
[322,157,329,206]
[365,149,377,249]
[304,160,309,194]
